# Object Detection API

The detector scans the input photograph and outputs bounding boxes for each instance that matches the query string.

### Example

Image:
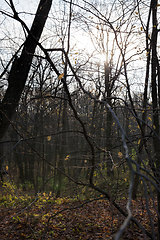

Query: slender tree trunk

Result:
[132,37,150,199]
[150,1,160,238]
[104,62,113,176]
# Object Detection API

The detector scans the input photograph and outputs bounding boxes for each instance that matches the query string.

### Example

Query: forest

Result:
[0,0,160,239]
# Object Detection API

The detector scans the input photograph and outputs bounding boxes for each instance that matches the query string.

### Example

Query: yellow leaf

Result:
[148,116,152,121]
[124,178,127,182]
[138,139,141,145]
[140,26,143,31]
[6,166,8,171]
[58,73,64,79]
[118,152,123,158]
[47,136,51,141]
[153,125,156,129]
[21,233,26,237]
[65,155,70,161]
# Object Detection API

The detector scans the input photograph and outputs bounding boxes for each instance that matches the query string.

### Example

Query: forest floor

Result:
[0,182,157,239]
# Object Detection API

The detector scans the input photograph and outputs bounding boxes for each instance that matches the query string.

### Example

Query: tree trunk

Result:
[150,1,160,238]
[104,62,113,176]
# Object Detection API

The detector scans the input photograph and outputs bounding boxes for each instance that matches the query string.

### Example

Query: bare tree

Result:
[0,0,52,140]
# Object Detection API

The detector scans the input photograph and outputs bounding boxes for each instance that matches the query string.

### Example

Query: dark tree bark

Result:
[150,0,160,238]
[132,3,151,199]
[104,61,113,176]
[0,0,52,139]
